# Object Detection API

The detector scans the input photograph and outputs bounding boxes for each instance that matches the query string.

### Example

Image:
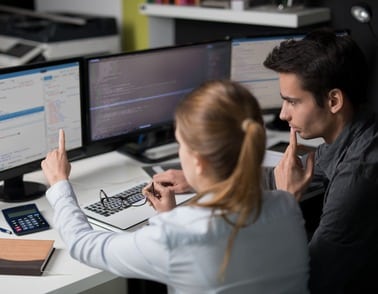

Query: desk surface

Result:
[0,128,324,293]
[0,152,147,293]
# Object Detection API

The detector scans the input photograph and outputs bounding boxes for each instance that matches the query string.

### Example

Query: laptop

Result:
[83,162,193,231]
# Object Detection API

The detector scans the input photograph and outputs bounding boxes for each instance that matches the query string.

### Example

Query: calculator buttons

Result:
[2,204,50,235]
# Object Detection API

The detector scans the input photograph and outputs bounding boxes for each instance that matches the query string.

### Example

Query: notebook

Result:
[0,238,55,276]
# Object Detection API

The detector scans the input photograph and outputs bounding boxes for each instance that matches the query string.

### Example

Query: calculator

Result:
[2,203,50,235]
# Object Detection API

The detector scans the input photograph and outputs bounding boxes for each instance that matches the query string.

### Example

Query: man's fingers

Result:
[289,127,298,151]
[281,128,298,160]
[59,129,66,153]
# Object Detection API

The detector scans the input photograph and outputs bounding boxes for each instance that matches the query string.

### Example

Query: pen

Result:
[151,182,156,196]
[151,182,161,199]
[0,227,12,235]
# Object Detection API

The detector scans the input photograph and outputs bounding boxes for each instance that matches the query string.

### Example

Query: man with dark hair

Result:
[263,29,378,293]
[154,29,378,293]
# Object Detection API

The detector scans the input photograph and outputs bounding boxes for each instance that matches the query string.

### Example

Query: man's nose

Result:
[279,103,289,121]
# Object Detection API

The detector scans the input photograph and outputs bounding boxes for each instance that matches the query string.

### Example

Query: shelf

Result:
[139,4,331,28]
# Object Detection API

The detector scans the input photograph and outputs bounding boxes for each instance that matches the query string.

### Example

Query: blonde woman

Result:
[42,80,309,293]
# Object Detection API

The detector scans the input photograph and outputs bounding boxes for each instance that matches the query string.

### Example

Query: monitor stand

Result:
[0,176,46,203]
[118,141,178,163]
[117,127,178,163]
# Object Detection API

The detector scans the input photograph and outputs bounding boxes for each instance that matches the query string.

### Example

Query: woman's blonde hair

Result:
[175,80,266,277]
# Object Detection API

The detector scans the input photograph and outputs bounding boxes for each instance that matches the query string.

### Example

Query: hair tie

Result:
[241,118,254,132]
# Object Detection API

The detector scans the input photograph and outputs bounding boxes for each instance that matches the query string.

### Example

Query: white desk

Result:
[0,152,154,294]
[0,127,323,293]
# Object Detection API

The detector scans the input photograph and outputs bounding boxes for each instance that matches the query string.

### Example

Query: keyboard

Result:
[83,179,194,231]
[84,182,147,217]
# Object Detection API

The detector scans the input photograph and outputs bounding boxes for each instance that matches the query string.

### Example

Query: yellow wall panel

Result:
[122,0,149,51]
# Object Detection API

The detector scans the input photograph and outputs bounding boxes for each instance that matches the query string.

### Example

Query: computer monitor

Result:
[86,40,231,162]
[0,58,84,202]
[231,33,305,130]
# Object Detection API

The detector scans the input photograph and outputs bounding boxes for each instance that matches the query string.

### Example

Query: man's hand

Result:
[152,169,192,194]
[274,128,315,201]
[41,129,71,186]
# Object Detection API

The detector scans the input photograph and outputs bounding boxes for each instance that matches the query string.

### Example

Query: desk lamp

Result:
[351,3,371,23]
[351,3,378,44]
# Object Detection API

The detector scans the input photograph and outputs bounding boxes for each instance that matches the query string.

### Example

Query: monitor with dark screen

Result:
[0,58,84,202]
[86,40,231,162]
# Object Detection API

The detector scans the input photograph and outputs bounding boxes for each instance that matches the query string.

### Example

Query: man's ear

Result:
[327,88,344,114]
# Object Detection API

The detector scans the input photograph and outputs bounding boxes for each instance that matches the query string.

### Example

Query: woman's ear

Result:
[327,88,344,114]
[194,153,207,176]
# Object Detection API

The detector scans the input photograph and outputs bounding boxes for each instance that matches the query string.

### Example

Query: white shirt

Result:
[47,180,310,294]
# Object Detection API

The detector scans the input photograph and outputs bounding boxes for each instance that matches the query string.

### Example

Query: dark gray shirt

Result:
[265,112,378,294]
